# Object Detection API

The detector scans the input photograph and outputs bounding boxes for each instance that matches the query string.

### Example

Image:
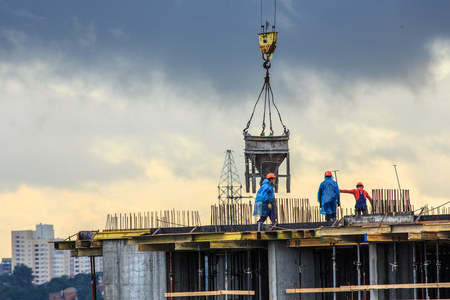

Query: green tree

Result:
[47,275,70,293]
[11,264,34,288]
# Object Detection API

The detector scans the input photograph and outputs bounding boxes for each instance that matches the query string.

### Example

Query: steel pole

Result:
[413,242,417,300]
[198,251,202,291]
[169,251,173,300]
[258,250,262,300]
[333,244,337,300]
[393,164,404,202]
[357,243,361,300]
[90,256,97,300]
[393,242,397,300]
[225,250,229,291]
[437,240,440,299]
[424,243,430,299]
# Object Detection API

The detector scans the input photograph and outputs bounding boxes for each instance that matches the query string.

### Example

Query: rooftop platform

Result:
[53,213,450,257]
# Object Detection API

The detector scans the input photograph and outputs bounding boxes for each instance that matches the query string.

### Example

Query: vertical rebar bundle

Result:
[372,189,412,213]
[104,210,201,230]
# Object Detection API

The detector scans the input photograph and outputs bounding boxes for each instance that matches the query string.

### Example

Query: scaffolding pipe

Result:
[247,249,252,300]
[393,242,397,300]
[205,255,209,292]
[333,244,337,300]
[357,243,361,300]
[258,250,262,300]
[424,242,430,299]
[437,240,440,299]
[198,251,202,291]
[225,250,229,291]
[169,251,173,300]
[231,253,235,300]
[212,254,216,292]
[413,242,417,300]
[90,257,97,300]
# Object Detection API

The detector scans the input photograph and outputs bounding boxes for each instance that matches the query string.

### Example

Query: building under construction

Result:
[54,196,450,300]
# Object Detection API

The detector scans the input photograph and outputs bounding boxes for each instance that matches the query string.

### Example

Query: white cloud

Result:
[428,37,450,82]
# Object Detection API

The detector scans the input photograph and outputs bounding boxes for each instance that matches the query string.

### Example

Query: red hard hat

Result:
[266,173,276,179]
[324,171,332,177]
[356,182,364,188]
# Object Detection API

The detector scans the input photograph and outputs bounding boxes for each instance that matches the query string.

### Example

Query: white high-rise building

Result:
[11,223,102,284]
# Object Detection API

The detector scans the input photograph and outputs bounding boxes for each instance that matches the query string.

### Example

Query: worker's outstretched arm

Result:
[340,189,355,194]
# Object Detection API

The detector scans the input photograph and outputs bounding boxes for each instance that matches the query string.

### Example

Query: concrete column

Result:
[268,241,300,300]
[103,240,166,300]
[369,243,379,300]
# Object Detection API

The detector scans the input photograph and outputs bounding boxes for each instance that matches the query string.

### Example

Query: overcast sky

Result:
[1,1,450,258]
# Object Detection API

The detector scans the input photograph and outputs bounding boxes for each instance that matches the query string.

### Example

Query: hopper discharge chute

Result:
[243,16,290,193]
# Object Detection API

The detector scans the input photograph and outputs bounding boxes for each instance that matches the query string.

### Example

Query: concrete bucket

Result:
[244,134,290,193]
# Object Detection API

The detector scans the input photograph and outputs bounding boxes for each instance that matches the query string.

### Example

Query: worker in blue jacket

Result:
[253,173,276,224]
[318,171,340,222]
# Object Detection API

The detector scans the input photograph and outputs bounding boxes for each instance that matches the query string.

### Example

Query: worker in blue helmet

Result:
[318,171,340,222]
[253,173,277,224]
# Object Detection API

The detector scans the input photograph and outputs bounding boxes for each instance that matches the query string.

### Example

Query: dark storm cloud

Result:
[2,1,449,98]
[279,1,450,83]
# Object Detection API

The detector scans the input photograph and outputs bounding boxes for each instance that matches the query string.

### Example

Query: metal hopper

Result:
[244,134,290,193]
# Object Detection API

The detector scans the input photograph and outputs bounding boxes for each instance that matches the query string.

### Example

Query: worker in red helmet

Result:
[318,171,340,222]
[253,173,277,224]
[340,182,373,216]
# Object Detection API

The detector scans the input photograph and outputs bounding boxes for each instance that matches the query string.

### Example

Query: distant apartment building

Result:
[11,223,102,284]
[0,258,12,275]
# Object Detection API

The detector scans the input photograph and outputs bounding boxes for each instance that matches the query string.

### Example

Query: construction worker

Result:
[253,173,276,224]
[340,182,373,216]
[317,171,340,222]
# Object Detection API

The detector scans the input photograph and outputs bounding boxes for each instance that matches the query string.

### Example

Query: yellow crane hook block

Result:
[258,32,278,61]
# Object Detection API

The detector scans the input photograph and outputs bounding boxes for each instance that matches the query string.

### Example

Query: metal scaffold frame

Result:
[217,150,246,225]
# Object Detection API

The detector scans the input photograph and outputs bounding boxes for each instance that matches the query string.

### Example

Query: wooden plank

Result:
[138,244,174,252]
[292,231,304,239]
[164,290,255,297]
[303,230,315,238]
[193,232,243,242]
[165,291,220,296]
[219,290,255,295]
[241,232,258,240]
[174,243,210,251]
[286,238,328,247]
[286,282,450,293]
[210,241,267,249]
[95,229,152,240]
[286,287,343,293]
[277,231,293,239]
[408,232,439,241]
[54,241,76,250]
[129,234,193,245]
[71,248,103,257]
[365,233,408,242]
[315,225,391,237]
